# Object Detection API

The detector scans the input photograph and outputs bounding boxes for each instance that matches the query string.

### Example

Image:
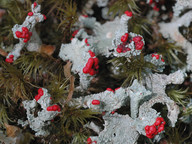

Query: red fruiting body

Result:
[87,138,92,144]
[161,58,164,62]
[33,2,37,8]
[85,38,88,44]
[86,58,94,69]
[15,31,22,38]
[153,5,159,11]
[145,125,149,131]
[123,47,131,52]
[152,54,160,59]
[5,58,13,63]
[154,119,161,126]
[47,105,61,112]
[83,67,89,74]
[28,12,33,16]
[92,100,100,105]
[89,69,96,76]
[83,51,99,76]
[116,47,123,53]
[124,11,132,17]
[24,39,28,43]
[149,0,153,4]
[158,125,164,133]
[42,14,46,20]
[106,88,114,92]
[149,125,156,133]
[9,55,14,58]
[85,38,90,46]
[115,87,120,91]
[145,117,165,139]
[94,58,99,69]
[15,27,32,43]
[88,50,95,57]
[116,43,131,53]
[82,15,88,18]
[5,55,14,63]
[133,36,142,43]
[72,30,79,37]
[135,41,144,50]
[121,33,129,43]
[22,27,28,32]
[38,88,44,95]
[35,94,41,101]
[35,88,44,101]
[111,110,116,114]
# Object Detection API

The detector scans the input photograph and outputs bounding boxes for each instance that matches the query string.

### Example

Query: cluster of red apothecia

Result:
[106,87,120,93]
[151,53,164,62]
[116,11,145,54]
[149,0,160,11]
[35,88,44,101]
[47,105,61,112]
[15,27,32,43]
[35,88,61,112]
[116,33,144,53]
[70,29,79,41]
[85,38,90,46]
[87,137,97,144]
[27,2,47,20]
[83,50,99,76]
[145,117,166,139]
[5,55,14,63]
[27,11,47,20]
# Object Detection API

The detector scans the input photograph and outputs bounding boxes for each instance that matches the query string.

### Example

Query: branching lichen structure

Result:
[159,1,192,71]
[58,8,185,143]
[5,2,45,63]
[1,1,191,144]
[18,88,60,136]
[59,38,99,90]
